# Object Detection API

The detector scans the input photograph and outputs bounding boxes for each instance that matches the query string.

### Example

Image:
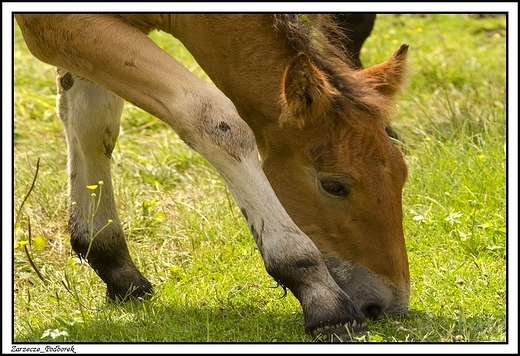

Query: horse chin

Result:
[323,257,410,320]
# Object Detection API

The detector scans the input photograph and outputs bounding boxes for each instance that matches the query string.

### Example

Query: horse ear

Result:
[356,44,409,99]
[280,53,338,128]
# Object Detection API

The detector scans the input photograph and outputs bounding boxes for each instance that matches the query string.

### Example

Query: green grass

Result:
[12,14,507,346]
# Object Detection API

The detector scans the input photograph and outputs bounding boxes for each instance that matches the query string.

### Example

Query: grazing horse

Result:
[14,14,410,341]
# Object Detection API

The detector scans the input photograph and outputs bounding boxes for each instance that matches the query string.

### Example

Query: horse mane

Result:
[272,14,354,73]
[271,14,394,126]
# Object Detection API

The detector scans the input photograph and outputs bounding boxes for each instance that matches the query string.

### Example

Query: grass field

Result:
[10,13,510,349]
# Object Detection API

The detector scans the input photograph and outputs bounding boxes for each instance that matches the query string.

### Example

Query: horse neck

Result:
[167,15,295,152]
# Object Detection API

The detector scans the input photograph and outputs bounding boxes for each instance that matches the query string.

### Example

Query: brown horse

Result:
[14,14,410,341]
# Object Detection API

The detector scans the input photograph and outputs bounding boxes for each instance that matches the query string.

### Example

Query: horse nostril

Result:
[363,304,383,320]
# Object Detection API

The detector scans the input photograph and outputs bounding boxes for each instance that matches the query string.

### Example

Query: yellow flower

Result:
[416,27,423,33]
[87,185,98,190]
[14,240,28,249]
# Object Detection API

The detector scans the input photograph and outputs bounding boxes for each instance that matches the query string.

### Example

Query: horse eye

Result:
[320,180,350,197]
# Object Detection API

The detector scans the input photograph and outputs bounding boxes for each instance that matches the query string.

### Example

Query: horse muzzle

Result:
[324,257,410,319]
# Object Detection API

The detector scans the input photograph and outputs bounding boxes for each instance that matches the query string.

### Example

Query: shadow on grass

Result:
[13,299,507,344]
[14,299,311,343]
[366,308,507,343]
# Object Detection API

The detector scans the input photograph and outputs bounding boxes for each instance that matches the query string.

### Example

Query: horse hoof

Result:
[106,276,153,302]
[313,322,368,342]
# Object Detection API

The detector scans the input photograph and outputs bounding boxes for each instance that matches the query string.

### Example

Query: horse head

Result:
[264,35,410,319]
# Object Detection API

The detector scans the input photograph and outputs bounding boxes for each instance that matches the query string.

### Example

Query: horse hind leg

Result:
[55,68,152,300]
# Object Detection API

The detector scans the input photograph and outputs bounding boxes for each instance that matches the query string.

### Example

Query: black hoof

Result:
[313,321,368,342]
[106,276,153,302]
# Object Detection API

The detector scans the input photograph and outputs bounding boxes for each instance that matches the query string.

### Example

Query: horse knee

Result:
[178,88,257,168]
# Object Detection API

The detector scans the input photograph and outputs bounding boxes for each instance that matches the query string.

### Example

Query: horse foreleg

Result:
[55,68,152,300]
[186,103,367,340]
